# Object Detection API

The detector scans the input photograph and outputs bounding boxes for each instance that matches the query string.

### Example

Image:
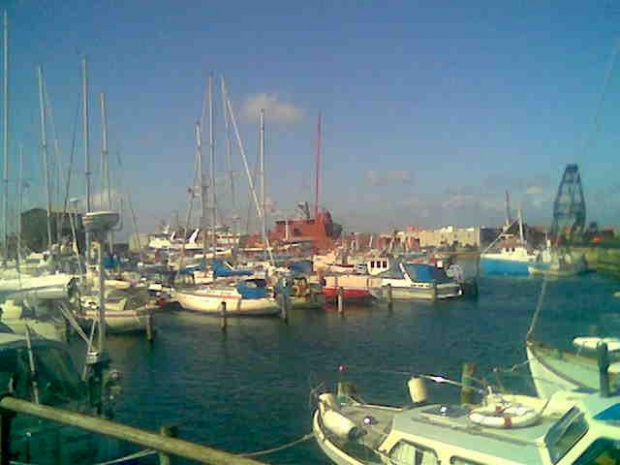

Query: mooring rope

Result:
[240,432,315,458]
[94,448,159,465]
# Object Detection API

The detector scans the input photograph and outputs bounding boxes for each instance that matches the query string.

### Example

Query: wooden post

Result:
[0,409,12,465]
[598,343,610,398]
[220,301,227,332]
[430,282,437,302]
[158,424,178,465]
[280,293,289,324]
[460,362,476,405]
[386,283,393,309]
[146,312,154,343]
[337,287,344,316]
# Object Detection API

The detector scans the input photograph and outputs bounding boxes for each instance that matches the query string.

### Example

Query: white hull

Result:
[313,412,369,465]
[0,273,76,300]
[175,289,279,316]
[80,309,150,333]
[376,279,462,300]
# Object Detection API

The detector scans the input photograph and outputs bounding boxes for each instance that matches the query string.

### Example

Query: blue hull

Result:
[480,257,530,276]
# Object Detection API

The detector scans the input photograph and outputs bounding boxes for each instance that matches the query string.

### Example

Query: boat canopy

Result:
[403,263,453,283]
[236,279,269,299]
[213,260,252,279]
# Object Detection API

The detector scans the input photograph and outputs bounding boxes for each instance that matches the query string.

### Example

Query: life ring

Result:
[469,403,540,429]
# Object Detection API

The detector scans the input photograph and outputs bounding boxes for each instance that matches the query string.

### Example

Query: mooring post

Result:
[460,362,476,404]
[598,342,610,398]
[145,311,154,343]
[337,287,344,316]
[431,282,438,302]
[220,301,227,332]
[280,293,289,324]
[0,407,13,465]
[158,424,178,465]
[386,283,393,310]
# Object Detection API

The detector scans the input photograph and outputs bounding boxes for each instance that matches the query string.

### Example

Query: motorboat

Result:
[370,262,462,301]
[174,277,280,316]
[526,337,620,398]
[313,377,620,465]
[322,274,375,304]
[0,332,129,463]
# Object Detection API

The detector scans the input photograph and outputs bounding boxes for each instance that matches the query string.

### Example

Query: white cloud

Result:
[76,190,123,212]
[366,170,413,186]
[242,93,303,125]
[526,186,544,196]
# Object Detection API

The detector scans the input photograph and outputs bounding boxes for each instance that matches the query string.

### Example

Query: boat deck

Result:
[339,404,399,450]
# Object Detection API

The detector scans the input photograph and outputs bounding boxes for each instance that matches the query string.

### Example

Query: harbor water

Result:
[95,273,620,464]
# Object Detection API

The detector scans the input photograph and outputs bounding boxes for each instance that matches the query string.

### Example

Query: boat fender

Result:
[469,404,540,429]
[322,409,361,440]
[408,376,428,404]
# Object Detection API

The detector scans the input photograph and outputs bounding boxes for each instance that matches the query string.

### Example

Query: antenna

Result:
[314,111,322,219]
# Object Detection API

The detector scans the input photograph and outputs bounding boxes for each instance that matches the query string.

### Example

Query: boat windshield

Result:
[0,344,87,406]
[545,407,589,464]
[403,264,452,283]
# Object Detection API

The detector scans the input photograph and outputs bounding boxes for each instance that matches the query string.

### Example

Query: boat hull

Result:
[312,411,372,465]
[80,309,151,334]
[373,281,462,300]
[480,257,530,276]
[175,290,280,316]
[323,287,374,303]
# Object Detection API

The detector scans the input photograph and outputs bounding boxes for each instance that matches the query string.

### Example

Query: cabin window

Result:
[545,407,589,464]
[383,261,388,268]
[574,438,620,464]
[371,261,376,268]
[389,440,439,465]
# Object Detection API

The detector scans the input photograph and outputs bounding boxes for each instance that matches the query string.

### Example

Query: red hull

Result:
[323,287,373,302]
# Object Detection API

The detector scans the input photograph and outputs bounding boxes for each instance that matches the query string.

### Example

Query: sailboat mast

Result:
[221,77,274,264]
[505,190,512,227]
[314,111,321,219]
[2,12,9,262]
[100,92,113,253]
[518,208,525,246]
[37,65,53,250]
[259,108,266,244]
[82,57,92,261]
[195,122,206,259]
[208,74,217,263]
[16,143,21,270]
[220,77,236,237]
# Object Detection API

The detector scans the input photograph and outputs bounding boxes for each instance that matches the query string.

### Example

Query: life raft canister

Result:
[469,403,540,429]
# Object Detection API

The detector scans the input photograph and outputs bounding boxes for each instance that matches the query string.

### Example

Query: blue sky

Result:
[7,0,620,234]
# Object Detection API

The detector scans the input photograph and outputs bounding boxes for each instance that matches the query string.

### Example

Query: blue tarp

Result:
[236,279,269,299]
[403,263,452,283]
[213,260,253,278]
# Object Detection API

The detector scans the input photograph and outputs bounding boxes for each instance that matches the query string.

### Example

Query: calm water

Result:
[98,273,620,464]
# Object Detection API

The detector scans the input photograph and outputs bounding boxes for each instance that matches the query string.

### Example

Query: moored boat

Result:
[174,278,280,316]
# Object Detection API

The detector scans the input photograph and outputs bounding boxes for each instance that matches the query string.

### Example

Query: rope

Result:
[526,276,548,342]
[239,432,314,458]
[94,448,158,464]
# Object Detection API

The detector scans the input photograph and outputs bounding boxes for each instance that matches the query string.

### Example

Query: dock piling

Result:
[220,301,227,332]
[145,312,154,343]
[337,287,344,316]
[158,424,178,465]
[460,362,476,404]
[431,282,437,302]
[386,284,393,310]
[280,293,289,324]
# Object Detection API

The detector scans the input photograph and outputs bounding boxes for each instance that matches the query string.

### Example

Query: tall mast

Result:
[82,57,92,261]
[195,122,206,259]
[220,77,236,237]
[221,77,274,265]
[518,208,525,246]
[208,74,217,263]
[259,108,266,244]
[504,190,512,227]
[2,12,9,262]
[314,111,322,219]
[37,65,53,250]
[16,143,21,270]
[100,92,113,253]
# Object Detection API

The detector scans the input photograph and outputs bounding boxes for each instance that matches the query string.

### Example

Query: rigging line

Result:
[59,91,82,233]
[239,433,314,458]
[526,275,549,342]
[578,40,620,160]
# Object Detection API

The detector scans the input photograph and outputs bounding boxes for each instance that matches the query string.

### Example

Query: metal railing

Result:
[0,396,266,465]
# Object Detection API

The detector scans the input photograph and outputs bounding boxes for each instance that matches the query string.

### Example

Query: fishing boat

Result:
[370,262,463,301]
[526,337,620,398]
[313,377,620,465]
[174,277,280,316]
[528,249,587,277]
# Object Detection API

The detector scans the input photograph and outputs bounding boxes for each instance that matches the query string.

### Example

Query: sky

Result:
[5,0,620,235]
